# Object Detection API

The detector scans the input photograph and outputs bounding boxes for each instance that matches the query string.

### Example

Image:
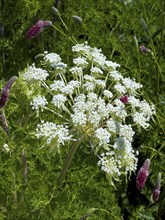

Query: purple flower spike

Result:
[0,76,18,110]
[120,95,128,104]
[26,20,52,39]
[136,159,150,190]
[152,173,161,201]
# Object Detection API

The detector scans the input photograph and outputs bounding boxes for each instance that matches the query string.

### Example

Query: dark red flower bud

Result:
[136,159,150,190]
[120,95,128,104]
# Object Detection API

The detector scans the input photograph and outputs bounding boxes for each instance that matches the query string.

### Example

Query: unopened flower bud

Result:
[52,6,59,15]
[136,158,150,190]
[139,45,151,54]
[72,15,82,23]
[152,173,161,201]
[120,95,128,104]
[42,21,52,27]
[133,35,139,49]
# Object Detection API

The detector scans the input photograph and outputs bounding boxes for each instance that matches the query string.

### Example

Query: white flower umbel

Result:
[70,66,83,77]
[91,67,103,75]
[71,112,87,127]
[21,42,155,186]
[84,75,95,82]
[73,57,88,67]
[139,100,156,120]
[95,128,111,146]
[44,52,62,64]
[114,83,127,94]
[110,70,123,81]
[95,79,106,88]
[103,90,113,99]
[119,124,135,142]
[72,42,90,54]
[122,77,142,95]
[52,94,67,109]
[104,60,120,71]
[132,112,150,128]
[36,121,71,146]
[98,152,120,176]
[91,48,106,67]
[107,119,117,133]
[30,95,48,111]
[128,96,140,108]
[88,111,101,128]
[23,64,49,82]
[50,80,66,91]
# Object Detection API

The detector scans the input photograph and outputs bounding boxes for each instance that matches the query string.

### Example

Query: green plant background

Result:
[0,0,165,219]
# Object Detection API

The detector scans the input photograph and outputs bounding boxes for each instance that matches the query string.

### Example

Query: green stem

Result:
[52,25,77,44]
[58,137,83,186]
[58,13,69,31]
[52,24,67,37]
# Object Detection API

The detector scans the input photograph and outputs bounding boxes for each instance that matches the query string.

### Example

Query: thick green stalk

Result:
[58,137,83,186]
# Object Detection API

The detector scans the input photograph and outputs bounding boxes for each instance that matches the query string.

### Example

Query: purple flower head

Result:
[152,173,161,202]
[120,95,128,104]
[0,76,17,110]
[26,20,52,39]
[136,158,150,190]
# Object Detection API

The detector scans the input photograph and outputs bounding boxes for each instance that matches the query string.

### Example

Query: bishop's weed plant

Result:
[1,1,165,219]
[16,42,155,188]
[2,40,158,220]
